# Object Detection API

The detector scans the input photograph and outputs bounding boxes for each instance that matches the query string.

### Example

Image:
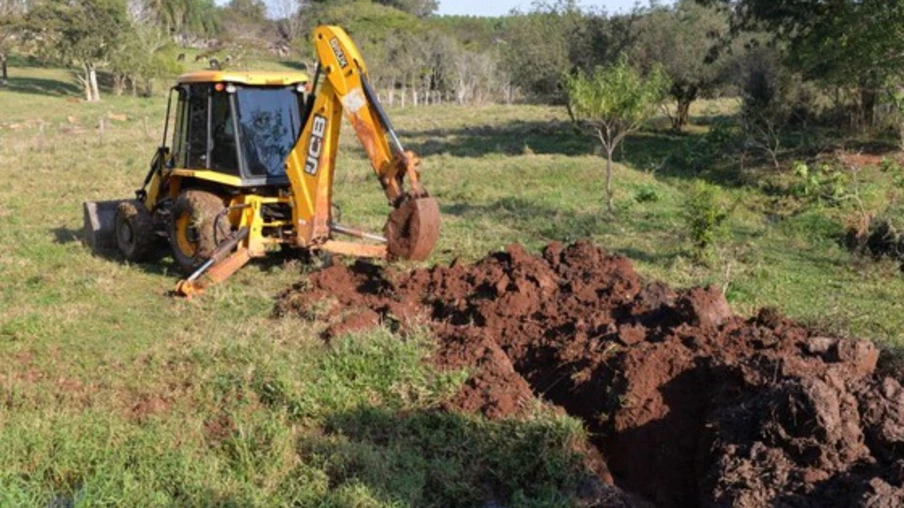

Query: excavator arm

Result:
[285,25,440,261]
[172,26,438,297]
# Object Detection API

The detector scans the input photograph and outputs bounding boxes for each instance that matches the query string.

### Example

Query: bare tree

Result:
[271,0,302,44]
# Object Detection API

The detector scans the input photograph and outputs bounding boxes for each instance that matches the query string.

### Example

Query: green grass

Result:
[1,61,904,504]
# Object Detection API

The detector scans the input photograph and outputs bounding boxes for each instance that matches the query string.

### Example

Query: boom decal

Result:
[305,114,327,176]
[329,38,349,68]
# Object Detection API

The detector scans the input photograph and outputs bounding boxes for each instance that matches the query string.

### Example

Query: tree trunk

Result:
[0,53,7,86]
[672,86,697,131]
[860,86,877,127]
[674,98,692,131]
[87,63,100,102]
[600,130,615,213]
[605,146,614,213]
[113,74,124,96]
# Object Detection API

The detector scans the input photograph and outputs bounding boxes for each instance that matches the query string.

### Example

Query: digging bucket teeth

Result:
[82,200,127,254]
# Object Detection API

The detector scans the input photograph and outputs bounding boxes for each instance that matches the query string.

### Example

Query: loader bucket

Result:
[385,196,440,262]
[82,200,125,254]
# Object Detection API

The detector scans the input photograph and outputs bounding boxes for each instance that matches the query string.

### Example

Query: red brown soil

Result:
[275,240,904,507]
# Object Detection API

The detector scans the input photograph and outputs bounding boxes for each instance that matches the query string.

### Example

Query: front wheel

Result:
[115,200,157,262]
[168,190,229,274]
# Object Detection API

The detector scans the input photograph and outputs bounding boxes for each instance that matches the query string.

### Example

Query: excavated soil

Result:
[276,241,904,507]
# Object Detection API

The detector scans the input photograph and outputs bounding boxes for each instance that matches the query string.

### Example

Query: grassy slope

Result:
[1,63,903,505]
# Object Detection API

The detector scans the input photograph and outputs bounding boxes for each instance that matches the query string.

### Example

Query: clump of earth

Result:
[276,240,904,507]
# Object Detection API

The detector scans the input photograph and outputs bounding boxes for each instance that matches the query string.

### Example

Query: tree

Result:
[139,0,220,41]
[24,0,129,101]
[502,1,594,101]
[563,56,670,212]
[0,0,27,86]
[708,0,904,126]
[631,1,732,131]
[109,9,182,97]
[374,0,436,17]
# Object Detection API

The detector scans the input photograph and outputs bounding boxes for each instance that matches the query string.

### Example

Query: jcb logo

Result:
[304,115,327,176]
[329,38,349,68]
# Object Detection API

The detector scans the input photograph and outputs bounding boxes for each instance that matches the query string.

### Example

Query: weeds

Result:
[790,160,851,205]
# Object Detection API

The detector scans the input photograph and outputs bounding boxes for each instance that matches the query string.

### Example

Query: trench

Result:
[276,240,904,507]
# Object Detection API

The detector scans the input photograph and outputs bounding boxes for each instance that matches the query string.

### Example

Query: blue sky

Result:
[437,0,650,16]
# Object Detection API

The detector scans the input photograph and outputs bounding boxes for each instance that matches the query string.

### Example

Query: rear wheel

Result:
[169,190,229,273]
[115,200,156,262]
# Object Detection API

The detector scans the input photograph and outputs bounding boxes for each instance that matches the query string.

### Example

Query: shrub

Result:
[634,184,660,203]
[682,180,730,259]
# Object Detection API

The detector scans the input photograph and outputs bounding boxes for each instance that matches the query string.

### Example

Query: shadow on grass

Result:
[51,227,82,245]
[4,75,81,97]
[400,119,596,158]
[299,405,603,506]
[401,118,749,187]
[52,224,315,280]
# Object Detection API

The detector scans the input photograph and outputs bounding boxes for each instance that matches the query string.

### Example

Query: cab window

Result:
[185,84,209,168]
[209,90,240,175]
[235,87,302,177]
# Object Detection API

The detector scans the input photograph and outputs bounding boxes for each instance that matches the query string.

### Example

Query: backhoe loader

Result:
[83,26,440,296]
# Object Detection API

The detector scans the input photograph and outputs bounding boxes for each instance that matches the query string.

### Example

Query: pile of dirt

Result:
[276,241,904,507]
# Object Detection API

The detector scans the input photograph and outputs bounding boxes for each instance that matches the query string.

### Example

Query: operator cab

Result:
[167,71,310,187]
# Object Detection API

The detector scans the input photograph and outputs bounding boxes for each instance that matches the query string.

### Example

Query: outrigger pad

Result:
[82,200,125,254]
[385,196,440,262]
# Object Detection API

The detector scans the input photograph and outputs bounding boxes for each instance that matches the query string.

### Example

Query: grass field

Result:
[2,62,904,505]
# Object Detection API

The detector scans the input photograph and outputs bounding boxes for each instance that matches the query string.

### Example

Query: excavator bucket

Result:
[82,200,125,254]
[385,196,441,261]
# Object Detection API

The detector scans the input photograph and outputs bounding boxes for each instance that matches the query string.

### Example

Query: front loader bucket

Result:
[82,200,125,254]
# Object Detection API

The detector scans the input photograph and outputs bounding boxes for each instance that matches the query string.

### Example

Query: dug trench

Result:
[275,240,904,507]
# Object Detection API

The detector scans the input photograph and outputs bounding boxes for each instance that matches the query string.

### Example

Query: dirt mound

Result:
[276,241,904,507]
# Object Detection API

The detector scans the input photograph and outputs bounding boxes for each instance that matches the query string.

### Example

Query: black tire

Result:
[115,200,156,262]
[169,190,229,274]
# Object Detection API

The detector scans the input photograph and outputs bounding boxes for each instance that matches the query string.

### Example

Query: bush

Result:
[880,157,904,188]
[790,160,850,205]
[682,180,730,259]
[634,184,660,203]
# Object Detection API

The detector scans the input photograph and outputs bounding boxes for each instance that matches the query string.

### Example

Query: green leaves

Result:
[562,55,670,139]
[24,0,128,66]
[682,180,730,259]
[562,55,670,211]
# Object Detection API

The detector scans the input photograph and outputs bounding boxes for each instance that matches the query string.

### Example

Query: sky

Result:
[436,0,650,16]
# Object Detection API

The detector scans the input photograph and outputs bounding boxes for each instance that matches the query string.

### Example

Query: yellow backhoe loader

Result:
[83,26,440,296]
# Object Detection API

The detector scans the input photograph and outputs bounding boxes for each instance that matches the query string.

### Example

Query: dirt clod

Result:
[276,240,904,507]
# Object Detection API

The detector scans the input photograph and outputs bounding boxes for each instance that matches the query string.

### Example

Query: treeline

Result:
[2,0,903,139]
